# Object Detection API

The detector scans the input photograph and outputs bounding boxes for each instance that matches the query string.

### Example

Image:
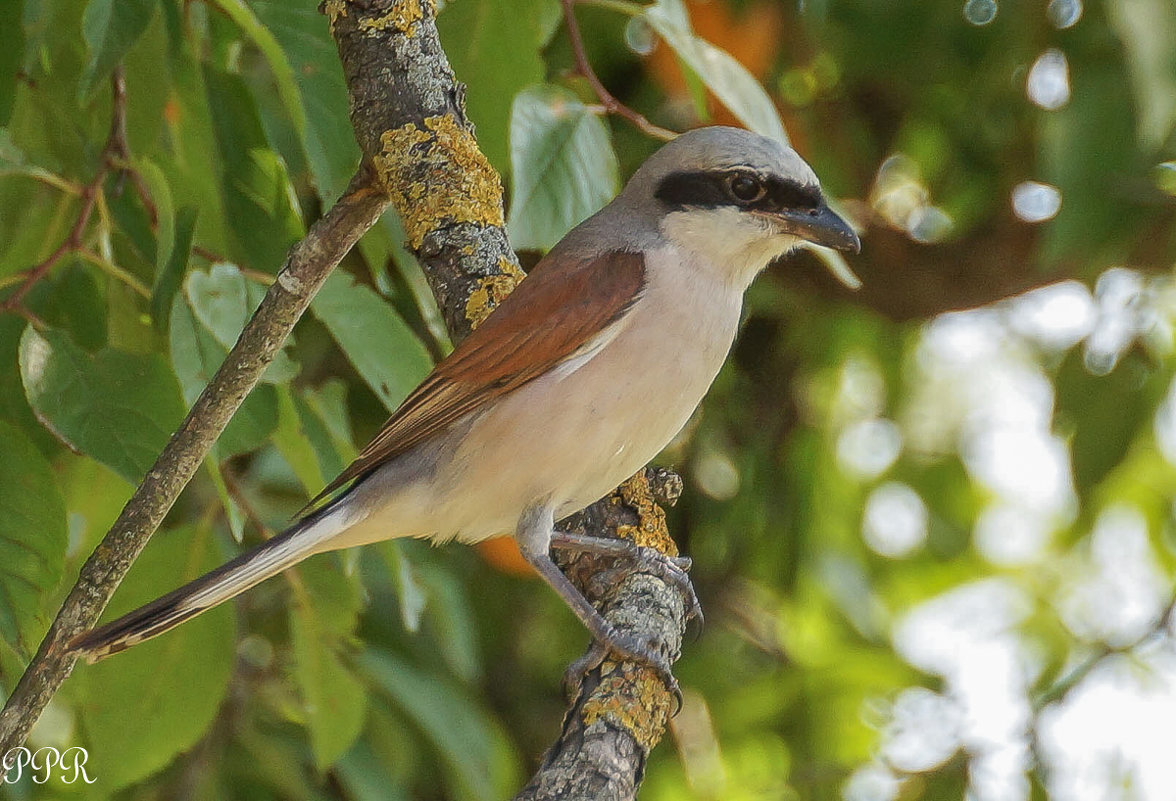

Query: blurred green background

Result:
[2,0,1176,799]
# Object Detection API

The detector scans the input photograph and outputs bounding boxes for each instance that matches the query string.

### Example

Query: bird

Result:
[67,126,860,682]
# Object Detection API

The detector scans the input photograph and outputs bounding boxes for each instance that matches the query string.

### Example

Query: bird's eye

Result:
[727,173,764,203]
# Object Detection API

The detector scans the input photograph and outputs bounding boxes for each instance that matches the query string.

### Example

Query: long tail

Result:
[67,502,353,663]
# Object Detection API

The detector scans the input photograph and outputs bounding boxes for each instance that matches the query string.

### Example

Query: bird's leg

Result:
[516,505,679,696]
[549,530,703,626]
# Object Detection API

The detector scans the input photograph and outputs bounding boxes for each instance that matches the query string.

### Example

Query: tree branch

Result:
[779,205,1175,321]
[0,172,388,763]
[326,2,687,796]
[560,0,677,141]
[0,67,129,319]
[2,3,688,796]
[516,469,688,801]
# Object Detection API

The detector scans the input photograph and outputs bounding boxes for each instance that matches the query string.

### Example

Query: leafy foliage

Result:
[0,422,66,657]
[2,0,1175,799]
[69,525,236,791]
[19,327,186,484]
[507,85,619,252]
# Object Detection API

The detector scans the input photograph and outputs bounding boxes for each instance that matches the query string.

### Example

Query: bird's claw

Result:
[562,633,683,713]
[550,533,704,627]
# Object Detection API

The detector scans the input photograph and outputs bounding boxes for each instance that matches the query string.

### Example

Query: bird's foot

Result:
[516,509,685,710]
[549,531,704,627]
[561,633,682,712]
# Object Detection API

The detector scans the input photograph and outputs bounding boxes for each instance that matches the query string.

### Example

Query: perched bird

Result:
[69,126,860,680]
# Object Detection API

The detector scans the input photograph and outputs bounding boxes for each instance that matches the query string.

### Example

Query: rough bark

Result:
[326,2,686,796]
[324,0,524,339]
[2,0,686,795]
[516,468,688,801]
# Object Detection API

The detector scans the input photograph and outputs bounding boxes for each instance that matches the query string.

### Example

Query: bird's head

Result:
[621,126,860,289]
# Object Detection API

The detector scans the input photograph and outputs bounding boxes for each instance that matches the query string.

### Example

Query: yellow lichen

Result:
[321,0,348,33]
[465,258,526,328]
[614,473,677,554]
[358,0,428,35]
[580,660,672,751]
[374,116,505,251]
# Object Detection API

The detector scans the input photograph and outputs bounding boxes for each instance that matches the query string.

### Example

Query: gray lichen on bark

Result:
[1,3,688,797]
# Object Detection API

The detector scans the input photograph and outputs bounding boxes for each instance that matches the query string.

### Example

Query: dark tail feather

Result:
[68,504,349,663]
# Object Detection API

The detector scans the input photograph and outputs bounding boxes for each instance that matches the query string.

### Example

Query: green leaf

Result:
[376,542,427,634]
[0,421,67,655]
[204,457,246,542]
[24,261,108,352]
[289,558,368,771]
[134,160,177,325]
[335,740,412,801]
[202,65,304,272]
[645,0,789,144]
[507,85,620,252]
[168,295,280,458]
[155,10,233,257]
[294,390,346,486]
[121,4,171,158]
[74,525,235,790]
[106,174,159,265]
[417,564,481,683]
[0,0,23,124]
[302,379,357,462]
[0,316,55,455]
[19,327,186,484]
[152,205,198,333]
[437,0,561,174]
[1054,349,1164,495]
[181,263,298,383]
[185,263,249,349]
[1039,60,1139,264]
[78,0,156,100]
[0,127,23,170]
[273,385,325,495]
[311,272,432,412]
[251,0,360,201]
[213,0,308,141]
[361,651,520,801]
[144,162,176,270]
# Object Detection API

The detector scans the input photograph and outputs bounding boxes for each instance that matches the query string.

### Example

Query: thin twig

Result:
[76,249,152,299]
[6,304,47,329]
[193,245,227,263]
[560,0,677,141]
[0,67,131,313]
[0,168,83,195]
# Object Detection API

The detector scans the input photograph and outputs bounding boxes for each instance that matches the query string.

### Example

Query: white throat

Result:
[659,207,801,290]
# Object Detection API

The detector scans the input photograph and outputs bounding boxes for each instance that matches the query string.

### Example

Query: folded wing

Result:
[303,250,647,511]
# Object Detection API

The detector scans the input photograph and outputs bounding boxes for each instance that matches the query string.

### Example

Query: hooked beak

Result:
[762,202,861,254]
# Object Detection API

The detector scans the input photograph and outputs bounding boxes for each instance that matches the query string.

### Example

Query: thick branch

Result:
[327,2,687,798]
[2,2,687,796]
[325,0,524,341]
[779,206,1175,320]
[516,470,688,801]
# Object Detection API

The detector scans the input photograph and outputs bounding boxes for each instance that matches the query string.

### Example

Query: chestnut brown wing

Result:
[302,250,646,512]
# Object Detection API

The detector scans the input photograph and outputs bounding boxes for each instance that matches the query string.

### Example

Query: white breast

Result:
[443,244,744,540]
[334,243,746,548]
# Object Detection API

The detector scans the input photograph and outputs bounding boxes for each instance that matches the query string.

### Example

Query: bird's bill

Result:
[761,203,861,254]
